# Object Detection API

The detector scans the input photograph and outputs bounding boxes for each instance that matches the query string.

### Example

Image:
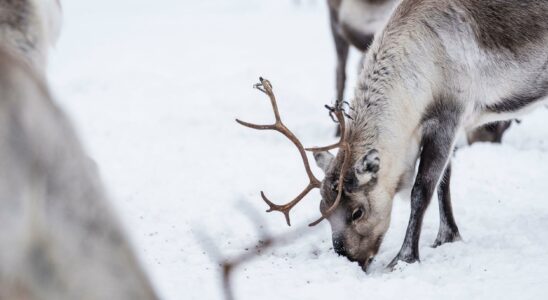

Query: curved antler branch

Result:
[236,77,322,226]
[260,180,319,226]
[305,143,341,152]
[308,104,351,226]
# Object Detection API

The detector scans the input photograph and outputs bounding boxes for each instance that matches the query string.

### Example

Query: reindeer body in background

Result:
[327,0,513,143]
[328,0,399,102]
[0,1,159,298]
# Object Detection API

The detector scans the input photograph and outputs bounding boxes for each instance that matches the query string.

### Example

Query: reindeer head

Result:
[314,148,390,271]
[237,78,389,272]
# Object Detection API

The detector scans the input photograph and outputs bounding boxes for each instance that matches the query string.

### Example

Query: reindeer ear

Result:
[313,151,334,173]
[354,149,380,184]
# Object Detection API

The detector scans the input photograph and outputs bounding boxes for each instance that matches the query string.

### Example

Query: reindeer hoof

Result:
[387,253,419,270]
[431,231,462,248]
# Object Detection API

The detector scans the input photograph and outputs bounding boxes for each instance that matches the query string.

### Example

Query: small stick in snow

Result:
[196,209,313,300]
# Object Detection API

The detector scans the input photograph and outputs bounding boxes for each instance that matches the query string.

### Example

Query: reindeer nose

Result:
[361,257,374,273]
[332,236,347,256]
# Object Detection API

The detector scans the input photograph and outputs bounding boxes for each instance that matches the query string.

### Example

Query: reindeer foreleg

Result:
[388,101,462,268]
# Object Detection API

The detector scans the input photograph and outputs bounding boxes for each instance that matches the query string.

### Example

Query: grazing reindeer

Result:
[316,0,548,269]
[0,1,158,298]
[241,0,547,271]
[328,0,513,142]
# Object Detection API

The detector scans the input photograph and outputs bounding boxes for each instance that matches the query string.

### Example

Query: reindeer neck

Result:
[346,31,437,191]
[348,58,407,155]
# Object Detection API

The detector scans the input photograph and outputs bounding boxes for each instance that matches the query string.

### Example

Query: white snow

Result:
[49,0,548,299]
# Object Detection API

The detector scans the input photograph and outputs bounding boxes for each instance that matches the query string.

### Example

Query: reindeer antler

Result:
[236,78,321,226]
[237,78,352,227]
[307,100,351,226]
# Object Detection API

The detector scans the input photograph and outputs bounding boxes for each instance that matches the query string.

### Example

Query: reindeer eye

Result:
[331,179,339,192]
[351,207,364,221]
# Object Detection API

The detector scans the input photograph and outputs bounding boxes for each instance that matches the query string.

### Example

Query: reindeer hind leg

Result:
[432,163,462,248]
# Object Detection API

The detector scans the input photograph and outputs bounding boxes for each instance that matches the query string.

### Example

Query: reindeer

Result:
[328,0,514,143]
[240,0,547,271]
[0,1,159,298]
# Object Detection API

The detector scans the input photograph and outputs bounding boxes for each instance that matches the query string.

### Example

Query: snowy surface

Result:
[49,1,548,299]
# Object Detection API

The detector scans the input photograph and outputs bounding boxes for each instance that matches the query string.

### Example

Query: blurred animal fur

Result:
[0,1,159,299]
[0,0,61,72]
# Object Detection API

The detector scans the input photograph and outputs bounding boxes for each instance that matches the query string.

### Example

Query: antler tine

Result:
[236,77,322,226]
[305,101,349,152]
[308,102,352,227]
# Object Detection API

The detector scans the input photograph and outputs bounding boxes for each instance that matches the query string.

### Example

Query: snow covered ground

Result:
[49,0,548,299]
